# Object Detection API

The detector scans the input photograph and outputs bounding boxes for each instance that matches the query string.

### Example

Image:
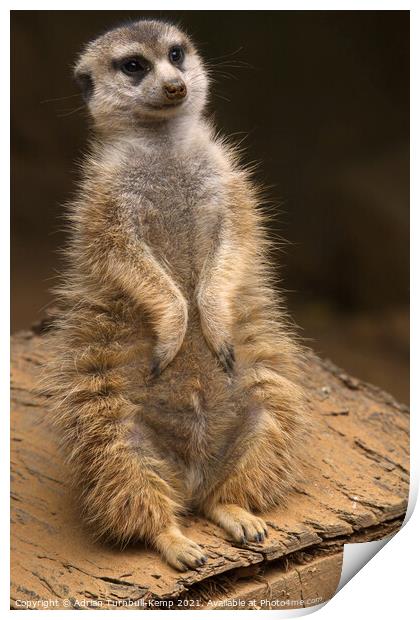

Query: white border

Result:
[5,2,417,618]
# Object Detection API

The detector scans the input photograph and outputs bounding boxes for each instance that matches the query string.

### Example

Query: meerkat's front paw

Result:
[217,343,236,373]
[204,503,268,544]
[147,343,182,381]
[196,288,236,373]
[148,357,163,381]
[198,315,236,373]
[148,296,188,381]
[155,526,208,571]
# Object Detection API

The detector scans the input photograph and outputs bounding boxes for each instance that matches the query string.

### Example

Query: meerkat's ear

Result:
[74,69,94,102]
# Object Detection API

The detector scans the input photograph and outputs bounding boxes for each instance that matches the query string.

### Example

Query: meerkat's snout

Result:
[163,79,187,102]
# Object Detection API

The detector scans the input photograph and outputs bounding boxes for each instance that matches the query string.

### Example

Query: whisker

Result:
[212,92,231,103]
[40,93,81,104]
[56,105,86,118]
[205,46,244,62]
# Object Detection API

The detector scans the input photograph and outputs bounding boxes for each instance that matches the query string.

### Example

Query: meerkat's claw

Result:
[155,527,208,572]
[218,343,235,373]
[204,504,268,546]
[149,359,161,382]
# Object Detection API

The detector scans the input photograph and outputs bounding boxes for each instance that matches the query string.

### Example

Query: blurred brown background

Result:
[11,10,409,403]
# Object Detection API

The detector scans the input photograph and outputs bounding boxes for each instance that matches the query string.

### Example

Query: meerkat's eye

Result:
[169,46,184,65]
[120,57,150,76]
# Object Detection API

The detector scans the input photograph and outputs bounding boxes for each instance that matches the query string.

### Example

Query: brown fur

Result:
[42,19,309,571]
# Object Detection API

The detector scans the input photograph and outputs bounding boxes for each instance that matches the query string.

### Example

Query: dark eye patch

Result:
[75,71,94,102]
[113,56,151,82]
[169,46,184,66]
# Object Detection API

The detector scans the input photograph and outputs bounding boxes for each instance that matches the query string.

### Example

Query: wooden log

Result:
[201,550,344,610]
[10,326,409,610]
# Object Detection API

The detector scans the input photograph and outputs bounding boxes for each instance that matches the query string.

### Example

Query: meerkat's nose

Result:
[163,79,187,101]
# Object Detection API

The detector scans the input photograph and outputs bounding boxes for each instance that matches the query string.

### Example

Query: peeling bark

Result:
[10,327,409,609]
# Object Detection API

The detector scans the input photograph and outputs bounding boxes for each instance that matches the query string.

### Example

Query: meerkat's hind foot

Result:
[204,503,268,545]
[155,526,208,571]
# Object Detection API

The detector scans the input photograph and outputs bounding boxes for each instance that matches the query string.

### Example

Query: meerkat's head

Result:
[74,20,208,133]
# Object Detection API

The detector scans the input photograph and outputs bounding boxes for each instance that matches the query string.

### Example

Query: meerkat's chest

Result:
[120,154,227,280]
[129,154,224,214]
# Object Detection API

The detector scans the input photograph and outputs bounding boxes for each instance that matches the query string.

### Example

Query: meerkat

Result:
[44,19,309,571]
